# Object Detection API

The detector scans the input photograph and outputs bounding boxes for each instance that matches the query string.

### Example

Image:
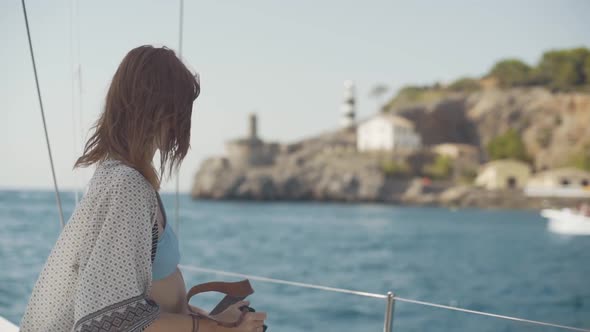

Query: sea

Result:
[0,190,589,331]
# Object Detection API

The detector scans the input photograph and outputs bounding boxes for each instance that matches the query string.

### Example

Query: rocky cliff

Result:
[191,129,396,201]
[191,87,590,208]
[396,87,590,170]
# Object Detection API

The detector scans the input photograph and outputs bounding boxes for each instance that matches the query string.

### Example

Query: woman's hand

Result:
[233,311,267,332]
[211,301,266,332]
[211,300,250,323]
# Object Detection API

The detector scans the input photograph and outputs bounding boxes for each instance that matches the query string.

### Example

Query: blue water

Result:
[1,190,589,331]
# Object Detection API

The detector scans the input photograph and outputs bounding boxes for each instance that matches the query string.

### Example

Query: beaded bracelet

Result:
[191,315,200,332]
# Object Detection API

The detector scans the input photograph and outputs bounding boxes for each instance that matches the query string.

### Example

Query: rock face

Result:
[192,130,405,202]
[396,88,590,170]
[191,88,590,209]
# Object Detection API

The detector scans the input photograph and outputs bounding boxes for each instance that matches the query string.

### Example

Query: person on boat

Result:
[20,45,266,332]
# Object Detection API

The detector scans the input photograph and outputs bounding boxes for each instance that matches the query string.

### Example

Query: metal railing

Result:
[179,264,590,332]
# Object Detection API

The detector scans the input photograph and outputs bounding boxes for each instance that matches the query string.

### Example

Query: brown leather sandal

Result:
[186,279,268,331]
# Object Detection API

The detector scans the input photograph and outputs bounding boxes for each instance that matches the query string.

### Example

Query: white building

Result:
[527,168,590,189]
[525,167,590,198]
[475,159,531,190]
[431,143,480,161]
[356,114,421,152]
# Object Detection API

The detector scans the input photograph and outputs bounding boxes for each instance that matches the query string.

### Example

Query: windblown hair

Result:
[74,45,200,190]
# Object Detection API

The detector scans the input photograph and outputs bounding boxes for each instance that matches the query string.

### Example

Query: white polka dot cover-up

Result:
[20,159,161,331]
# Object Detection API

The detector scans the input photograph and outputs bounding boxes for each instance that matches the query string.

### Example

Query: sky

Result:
[1,0,589,193]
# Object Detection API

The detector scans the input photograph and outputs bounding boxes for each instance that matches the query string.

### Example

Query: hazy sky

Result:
[1,0,589,192]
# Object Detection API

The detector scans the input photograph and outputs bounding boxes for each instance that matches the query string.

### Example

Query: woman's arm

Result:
[145,312,232,332]
[145,311,266,332]
[188,304,210,316]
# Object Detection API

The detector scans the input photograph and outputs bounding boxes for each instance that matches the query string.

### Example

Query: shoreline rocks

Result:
[191,157,585,210]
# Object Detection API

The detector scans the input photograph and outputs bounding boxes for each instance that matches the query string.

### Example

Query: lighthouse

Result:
[340,80,356,128]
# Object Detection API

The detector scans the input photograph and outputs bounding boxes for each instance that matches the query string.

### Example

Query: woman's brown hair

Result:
[74,45,200,190]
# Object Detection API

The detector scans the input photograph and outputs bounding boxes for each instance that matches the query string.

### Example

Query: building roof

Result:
[359,113,415,129]
[226,137,264,146]
[530,167,590,179]
[480,159,531,172]
[432,143,479,152]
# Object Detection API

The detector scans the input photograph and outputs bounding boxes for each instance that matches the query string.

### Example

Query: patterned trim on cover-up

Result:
[73,295,159,332]
[151,221,159,263]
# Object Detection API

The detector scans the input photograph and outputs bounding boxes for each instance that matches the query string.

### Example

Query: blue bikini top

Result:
[152,192,180,281]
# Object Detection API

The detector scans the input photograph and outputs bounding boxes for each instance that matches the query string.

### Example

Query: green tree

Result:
[423,155,453,179]
[449,77,480,92]
[382,47,590,112]
[568,145,590,171]
[536,48,590,89]
[584,53,590,84]
[369,84,389,112]
[381,160,410,177]
[489,59,532,87]
[486,129,530,162]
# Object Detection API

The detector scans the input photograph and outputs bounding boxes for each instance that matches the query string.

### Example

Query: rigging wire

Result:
[21,0,65,228]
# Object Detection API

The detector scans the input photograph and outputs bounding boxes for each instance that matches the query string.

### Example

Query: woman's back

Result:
[20,159,160,331]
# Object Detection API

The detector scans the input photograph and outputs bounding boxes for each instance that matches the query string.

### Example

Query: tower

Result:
[249,113,258,140]
[340,80,356,128]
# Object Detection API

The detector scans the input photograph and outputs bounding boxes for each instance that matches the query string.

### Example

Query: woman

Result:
[20,45,266,332]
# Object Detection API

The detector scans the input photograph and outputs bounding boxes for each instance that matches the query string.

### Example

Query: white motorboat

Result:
[541,208,590,235]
